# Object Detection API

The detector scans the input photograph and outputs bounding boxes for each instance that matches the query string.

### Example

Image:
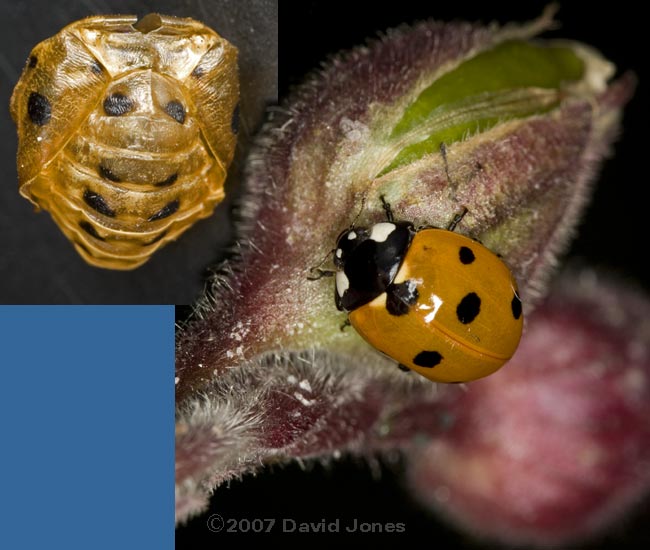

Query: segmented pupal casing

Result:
[10,13,239,270]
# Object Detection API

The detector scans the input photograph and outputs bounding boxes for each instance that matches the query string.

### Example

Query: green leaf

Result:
[382,40,585,174]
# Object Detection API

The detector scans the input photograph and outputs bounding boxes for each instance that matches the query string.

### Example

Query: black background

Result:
[0,0,277,304]
[177,0,649,547]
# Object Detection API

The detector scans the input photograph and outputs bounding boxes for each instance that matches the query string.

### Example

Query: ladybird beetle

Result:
[333,200,524,383]
[10,13,239,270]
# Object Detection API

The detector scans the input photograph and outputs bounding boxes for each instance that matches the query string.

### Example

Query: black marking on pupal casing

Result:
[456,292,481,324]
[148,200,180,222]
[413,351,443,368]
[79,221,104,241]
[28,56,38,68]
[90,61,103,75]
[164,100,185,124]
[386,279,419,316]
[335,221,416,311]
[459,246,475,264]
[27,92,51,126]
[154,173,178,187]
[103,93,134,116]
[511,292,522,320]
[231,104,240,134]
[145,230,168,246]
[83,190,115,217]
[98,165,121,183]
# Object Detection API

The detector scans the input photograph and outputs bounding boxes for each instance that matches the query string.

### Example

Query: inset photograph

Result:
[0,0,277,303]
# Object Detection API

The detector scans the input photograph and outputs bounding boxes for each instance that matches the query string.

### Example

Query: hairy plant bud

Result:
[175,10,636,534]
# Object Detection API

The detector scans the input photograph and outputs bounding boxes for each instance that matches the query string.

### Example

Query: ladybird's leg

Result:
[439,142,470,232]
[385,280,419,316]
[440,142,453,188]
[307,267,336,280]
[440,142,486,183]
[379,195,395,223]
[339,318,351,331]
[471,160,484,179]
[307,246,338,280]
[397,363,411,372]
[446,207,469,232]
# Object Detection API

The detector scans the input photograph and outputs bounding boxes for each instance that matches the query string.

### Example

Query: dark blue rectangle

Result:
[0,306,174,549]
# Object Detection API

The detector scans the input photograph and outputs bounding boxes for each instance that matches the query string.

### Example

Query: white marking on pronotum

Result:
[335,249,342,259]
[336,271,349,297]
[370,222,396,243]
[347,231,357,240]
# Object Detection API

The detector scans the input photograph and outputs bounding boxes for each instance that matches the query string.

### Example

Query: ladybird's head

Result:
[334,221,415,311]
[333,226,370,269]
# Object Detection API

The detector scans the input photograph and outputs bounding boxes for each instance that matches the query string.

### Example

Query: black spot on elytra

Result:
[148,199,179,221]
[231,104,240,134]
[145,231,168,245]
[154,173,178,187]
[459,246,475,264]
[79,221,104,240]
[103,93,133,116]
[27,92,51,126]
[98,165,121,183]
[164,100,185,124]
[90,61,103,75]
[511,292,522,320]
[83,190,115,217]
[457,292,481,324]
[413,351,443,368]
[386,280,419,316]
[28,56,38,68]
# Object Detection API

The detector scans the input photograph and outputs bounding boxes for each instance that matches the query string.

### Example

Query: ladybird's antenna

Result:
[349,194,367,229]
[379,195,394,222]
